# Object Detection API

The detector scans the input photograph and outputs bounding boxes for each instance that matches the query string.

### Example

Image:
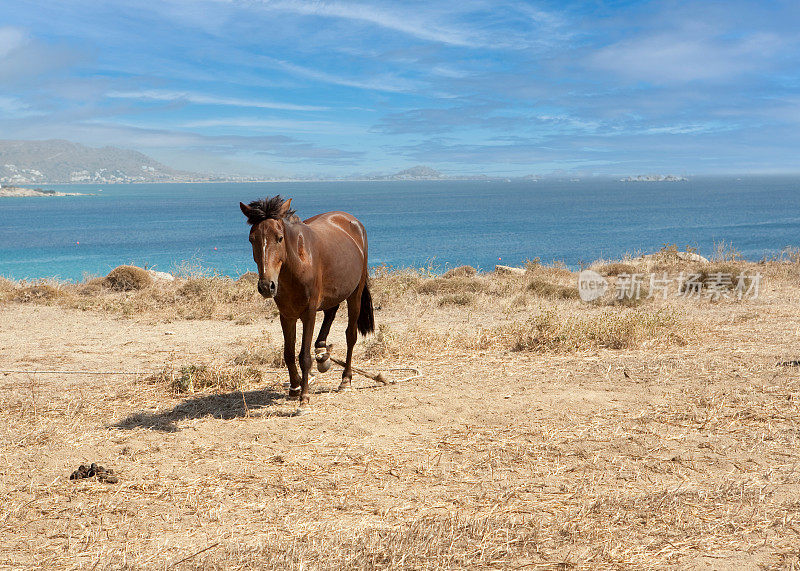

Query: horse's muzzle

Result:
[257,279,277,298]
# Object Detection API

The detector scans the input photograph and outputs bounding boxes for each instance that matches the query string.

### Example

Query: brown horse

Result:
[240,195,374,405]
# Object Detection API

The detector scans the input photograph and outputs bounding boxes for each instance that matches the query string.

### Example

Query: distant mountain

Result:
[0,139,196,184]
[390,165,444,180]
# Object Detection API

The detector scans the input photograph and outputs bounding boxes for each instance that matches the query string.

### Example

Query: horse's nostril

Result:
[269,281,276,293]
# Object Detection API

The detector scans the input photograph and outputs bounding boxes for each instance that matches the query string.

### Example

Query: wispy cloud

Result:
[260,57,421,93]
[590,18,789,84]
[250,0,481,47]
[106,89,327,111]
[231,0,570,51]
[182,117,367,135]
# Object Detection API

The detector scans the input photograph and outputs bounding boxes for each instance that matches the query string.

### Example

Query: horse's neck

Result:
[284,220,313,267]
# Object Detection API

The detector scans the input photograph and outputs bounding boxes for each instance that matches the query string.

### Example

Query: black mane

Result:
[243,195,296,225]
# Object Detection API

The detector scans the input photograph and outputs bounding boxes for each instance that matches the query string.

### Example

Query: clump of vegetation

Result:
[780,246,800,264]
[0,277,16,301]
[105,265,153,291]
[677,263,743,295]
[177,276,262,319]
[232,343,284,368]
[15,282,65,302]
[363,323,399,359]
[148,363,262,394]
[500,307,684,352]
[598,262,638,276]
[438,293,474,306]
[711,240,743,262]
[442,265,477,279]
[526,277,579,299]
[524,257,541,271]
[237,271,259,285]
[417,276,487,295]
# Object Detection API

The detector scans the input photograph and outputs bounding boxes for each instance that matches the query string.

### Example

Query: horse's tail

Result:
[357,282,375,336]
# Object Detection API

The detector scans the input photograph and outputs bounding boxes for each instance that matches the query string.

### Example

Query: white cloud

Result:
[0,95,35,117]
[106,89,327,111]
[0,27,27,59]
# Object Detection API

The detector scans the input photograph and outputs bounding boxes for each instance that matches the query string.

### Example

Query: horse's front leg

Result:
[298,309,317,405]
[338,289,361,391]
[280,315,301,400]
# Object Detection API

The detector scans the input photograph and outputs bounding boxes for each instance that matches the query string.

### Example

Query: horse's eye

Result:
[277,236,283,243]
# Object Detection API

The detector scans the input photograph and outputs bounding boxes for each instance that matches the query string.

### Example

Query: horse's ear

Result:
[279,198,292,216]
[240,202,252,218]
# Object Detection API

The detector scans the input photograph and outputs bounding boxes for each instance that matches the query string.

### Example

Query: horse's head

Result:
[240,197,294,298]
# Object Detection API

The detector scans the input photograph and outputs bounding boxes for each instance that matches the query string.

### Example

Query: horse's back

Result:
[303,211,367,308]
[305,211,367,253]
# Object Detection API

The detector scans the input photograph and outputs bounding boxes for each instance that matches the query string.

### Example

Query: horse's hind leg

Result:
[338,289,362,391]
[314,305,338,372]
[280,315,301,400]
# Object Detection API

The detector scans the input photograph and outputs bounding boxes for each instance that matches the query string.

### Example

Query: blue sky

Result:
[0,0,798,177]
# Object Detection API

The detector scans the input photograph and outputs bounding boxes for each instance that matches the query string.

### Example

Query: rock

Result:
[636,251,710,263]
[674,251,709,263]
[147,270,175,281]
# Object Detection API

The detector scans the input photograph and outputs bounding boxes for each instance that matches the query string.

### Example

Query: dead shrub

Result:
[105,265,153,291]
[599,262,638,276]
[677,263,744,295]
[781,246,800,264]
[147,363,262,393]
[77,277,106,296]
[15,283,64,302]
[526,278,579,299]
[417,276,486,295]
[438,293,474,306]
[237,271,259,285]
[711,240,743,262]
[442,265,477,279]
[500,307,684,352]
[0,277,16,301]
[363,323,399,359]
[232,343,284,368]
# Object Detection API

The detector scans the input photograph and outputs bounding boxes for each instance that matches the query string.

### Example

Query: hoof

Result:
[287,387,301,400]
[337,379,352,392]
[315,347,332,373]
[316,356,333,373]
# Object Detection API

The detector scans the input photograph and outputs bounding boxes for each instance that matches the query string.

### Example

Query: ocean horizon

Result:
[1,176,799,281]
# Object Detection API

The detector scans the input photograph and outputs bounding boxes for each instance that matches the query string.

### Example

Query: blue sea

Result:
[1,177,798,281]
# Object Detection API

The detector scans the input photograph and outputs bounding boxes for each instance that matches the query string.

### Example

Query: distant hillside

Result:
[0,140,193,184]
[390,165,444,180]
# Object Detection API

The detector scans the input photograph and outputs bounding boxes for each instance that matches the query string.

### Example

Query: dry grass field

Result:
[1,248,800,569]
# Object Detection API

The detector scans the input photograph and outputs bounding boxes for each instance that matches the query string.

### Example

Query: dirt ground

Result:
[1,262,800,569]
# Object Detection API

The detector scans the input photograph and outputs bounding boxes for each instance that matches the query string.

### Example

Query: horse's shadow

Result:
[113,387,292,432]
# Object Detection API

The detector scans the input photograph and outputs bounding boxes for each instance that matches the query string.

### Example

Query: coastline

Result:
[0,186,94,197]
